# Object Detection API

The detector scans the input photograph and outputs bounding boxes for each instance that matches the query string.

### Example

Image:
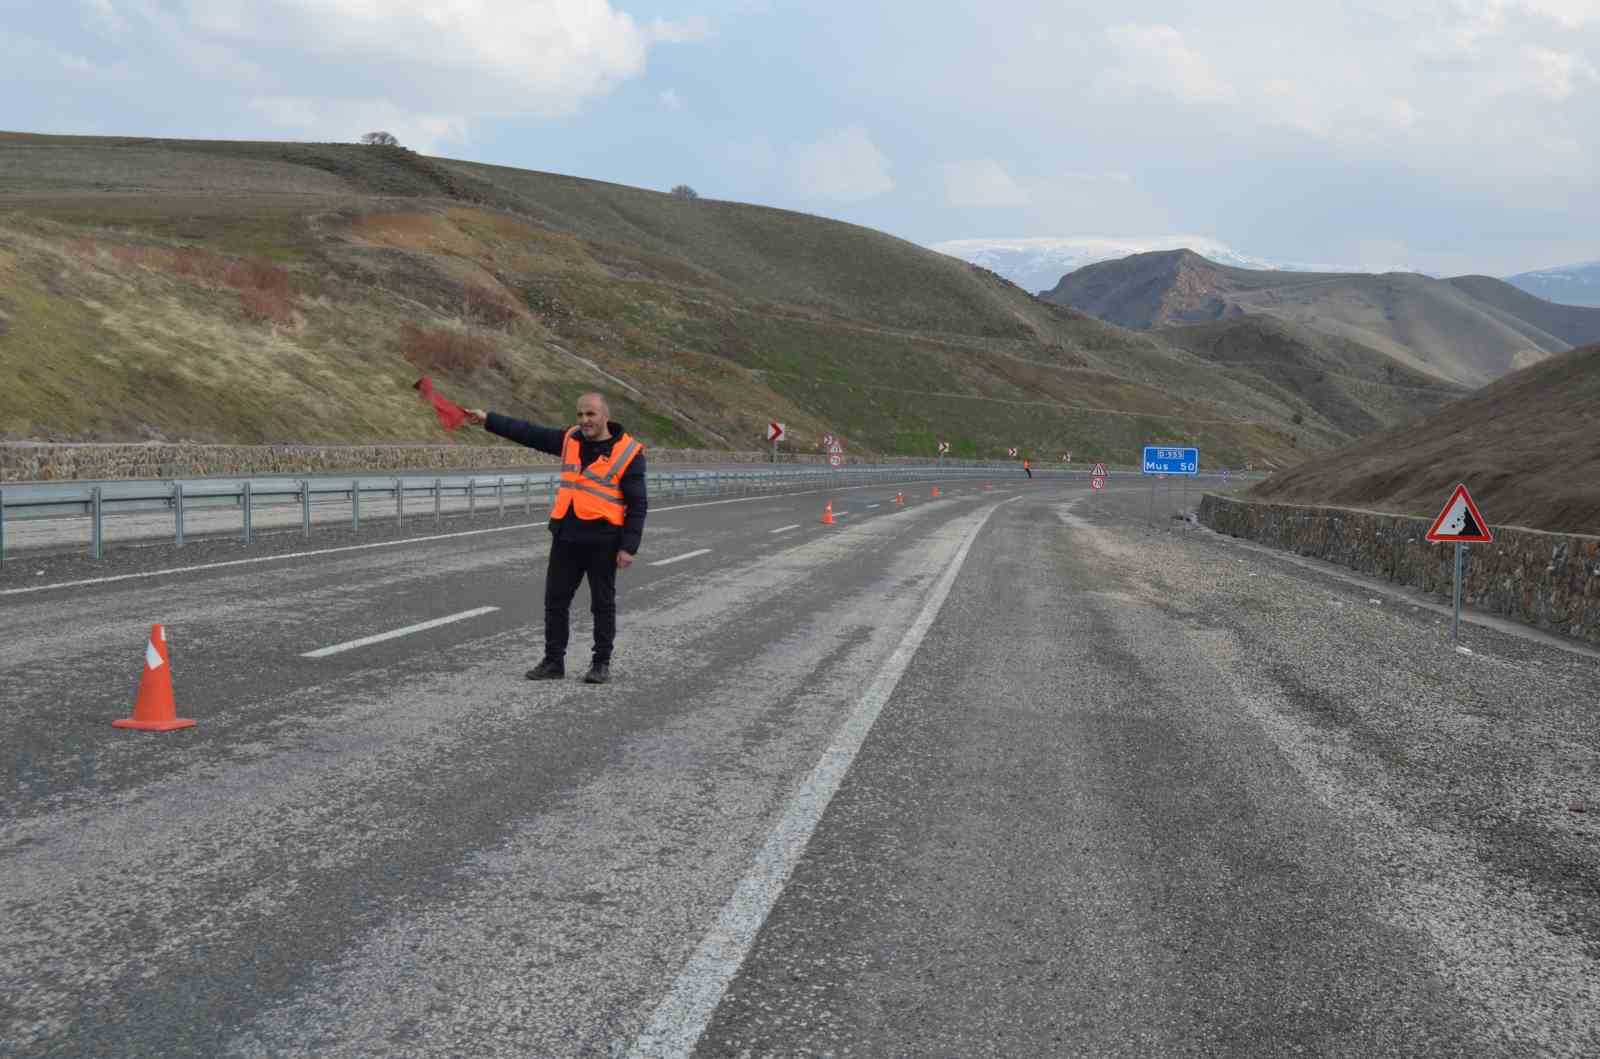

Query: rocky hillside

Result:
[1247,342,1600,535]
[1041,249,1600,388]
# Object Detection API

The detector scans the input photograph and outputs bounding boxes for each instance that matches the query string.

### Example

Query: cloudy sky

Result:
[5,0,1598,276]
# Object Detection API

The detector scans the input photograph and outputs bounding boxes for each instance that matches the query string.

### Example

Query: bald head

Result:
[575,393,612,441]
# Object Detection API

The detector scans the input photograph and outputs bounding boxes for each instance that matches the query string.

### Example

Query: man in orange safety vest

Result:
[465,393,647,684]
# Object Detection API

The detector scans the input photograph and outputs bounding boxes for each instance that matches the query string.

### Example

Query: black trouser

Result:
[544,538,619,663]
[1024,467,1032,478]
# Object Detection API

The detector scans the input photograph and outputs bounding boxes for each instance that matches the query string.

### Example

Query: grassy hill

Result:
[0,132,1430,467]
[1247,342,1600,535]
[1158,316,1468,438]
[1041,249,1600,388]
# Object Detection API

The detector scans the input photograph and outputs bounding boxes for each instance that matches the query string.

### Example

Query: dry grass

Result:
[395,322,501,376]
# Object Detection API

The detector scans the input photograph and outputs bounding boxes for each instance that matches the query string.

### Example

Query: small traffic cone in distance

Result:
[821,500,835,525]
[113,624,196,732]
[931,486,941,498]
[895,492,905,506]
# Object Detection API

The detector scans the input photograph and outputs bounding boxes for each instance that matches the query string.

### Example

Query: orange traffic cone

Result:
[894,492,905,506]
[113,624,195,732]
[930,486,941,498]
[820,500,835,525]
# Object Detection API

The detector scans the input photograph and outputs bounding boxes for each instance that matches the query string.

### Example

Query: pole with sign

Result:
[1141,446,1198,528]
[1425,483,1494,648]
[767,421,785,462]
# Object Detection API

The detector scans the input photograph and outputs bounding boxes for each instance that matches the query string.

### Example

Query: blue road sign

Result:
[1142,446,1199,475]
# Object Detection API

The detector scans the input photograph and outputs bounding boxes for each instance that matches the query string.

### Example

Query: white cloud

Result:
[88,0,705,134]
[941,159,1029,207]
[1103,23,1234,103]
[787,126,893,201]
[1492,45,1599,98]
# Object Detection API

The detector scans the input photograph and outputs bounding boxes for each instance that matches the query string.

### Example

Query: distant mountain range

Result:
[936,237,1600,309]
[1036,249,1600,388]
[929,237,1309,295]
[1503,261,1600,308]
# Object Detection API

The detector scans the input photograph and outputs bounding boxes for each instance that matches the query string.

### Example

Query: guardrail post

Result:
[174,481,185,548]
[468,478,477,517]
[301,480,311,538]
[352,479,361,530]
[395,478,404,527]
[91,486,103,560]
[434,478,442,524]
[243,480,253,544]
[497,476,505,516]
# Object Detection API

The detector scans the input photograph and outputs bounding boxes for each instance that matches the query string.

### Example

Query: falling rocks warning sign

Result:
[1425,483,1494,543]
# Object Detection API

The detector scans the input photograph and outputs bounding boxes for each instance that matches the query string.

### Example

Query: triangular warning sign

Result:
[1425,483,1494,543]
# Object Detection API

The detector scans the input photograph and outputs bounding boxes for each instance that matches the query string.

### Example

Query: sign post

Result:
[1090,462,1107,500]
[1425,483,1494,648]
[938,440,949,467]
[1141,446,1199,528]
[766,421,785,462]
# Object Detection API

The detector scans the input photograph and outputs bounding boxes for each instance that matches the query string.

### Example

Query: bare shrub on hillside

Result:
[670,184,699,200]
[238,288,297,326]
[224,258,294,297]
[170,247,231,284]
[361,131,401,147]
[462,284,522,329]
[396,322,500,376]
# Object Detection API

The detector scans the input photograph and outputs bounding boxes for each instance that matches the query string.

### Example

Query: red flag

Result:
[414,376,467,432]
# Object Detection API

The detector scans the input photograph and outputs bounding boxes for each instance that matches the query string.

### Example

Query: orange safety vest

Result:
[550,429,643,526]
[1023,458,1031,469]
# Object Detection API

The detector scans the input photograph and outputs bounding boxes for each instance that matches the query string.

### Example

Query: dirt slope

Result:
[1247,342,1600,535]
[1159,316,1468,438]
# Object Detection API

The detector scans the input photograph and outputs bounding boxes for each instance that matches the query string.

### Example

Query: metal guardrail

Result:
[0,464,1157,562]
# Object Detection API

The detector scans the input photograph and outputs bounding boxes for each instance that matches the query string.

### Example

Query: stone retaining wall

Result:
[0,442,1024,482]
[1199,493,1600,647]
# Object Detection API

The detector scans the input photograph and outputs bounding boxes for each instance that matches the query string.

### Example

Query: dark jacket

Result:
[486,412,648,554]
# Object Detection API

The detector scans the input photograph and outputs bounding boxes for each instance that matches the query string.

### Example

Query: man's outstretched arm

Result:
[464,409,567,458]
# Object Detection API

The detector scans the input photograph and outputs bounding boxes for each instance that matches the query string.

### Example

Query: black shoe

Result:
[583,662,611,685]
[526,659,565,680]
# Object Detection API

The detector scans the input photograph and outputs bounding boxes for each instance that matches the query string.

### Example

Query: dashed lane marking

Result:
[301,606,501,658]
[769,524,802,535]
[649,548,712,567]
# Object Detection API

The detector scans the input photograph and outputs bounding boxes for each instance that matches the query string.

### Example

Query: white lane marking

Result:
[768,524,801,535]
[301,606,501,658]
[649,548,712,567]
[2,478,996,598]
[626,499,1007,1059]
[867,503,881,508]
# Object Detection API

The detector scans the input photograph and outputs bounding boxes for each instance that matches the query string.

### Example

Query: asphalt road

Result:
[2,475,1596,1057]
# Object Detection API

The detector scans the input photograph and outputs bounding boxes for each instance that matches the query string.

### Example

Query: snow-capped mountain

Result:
[926,236,1411,293]
[929,236,1291,294]
[1503,261,1600,308]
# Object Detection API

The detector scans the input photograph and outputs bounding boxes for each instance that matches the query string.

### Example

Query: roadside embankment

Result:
[1199,493,1600,647]
[0,442,1031,482]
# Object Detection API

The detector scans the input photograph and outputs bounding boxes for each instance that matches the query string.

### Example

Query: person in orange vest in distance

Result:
[463,393,647,684]
[1022,456,1032,479]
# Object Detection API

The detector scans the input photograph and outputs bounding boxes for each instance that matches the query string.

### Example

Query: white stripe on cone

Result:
[146,640,164,670]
